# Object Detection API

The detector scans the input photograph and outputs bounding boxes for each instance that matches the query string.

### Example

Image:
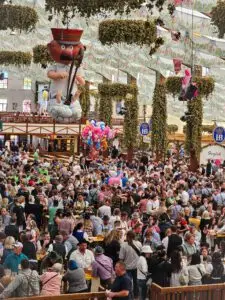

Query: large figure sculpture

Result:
[47,28,85,122]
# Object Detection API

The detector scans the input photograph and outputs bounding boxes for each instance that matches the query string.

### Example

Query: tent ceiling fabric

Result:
[0,0,224,123]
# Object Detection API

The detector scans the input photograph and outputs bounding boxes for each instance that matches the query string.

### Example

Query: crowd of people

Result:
[0,144,224,299]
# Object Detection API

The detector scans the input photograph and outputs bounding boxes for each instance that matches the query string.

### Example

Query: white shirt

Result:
[137,256,148,280]
[162,236,169,252]
[181,191,189,206]
[70,249,95,269]
[98,205,111,218]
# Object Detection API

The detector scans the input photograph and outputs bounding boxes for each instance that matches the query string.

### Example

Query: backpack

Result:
[89,190,98,206]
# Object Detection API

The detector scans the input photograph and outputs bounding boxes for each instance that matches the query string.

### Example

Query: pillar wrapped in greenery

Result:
[166,76,215,159]
[151,73,167,160]
[79,82,90,118]
[98,83,138,158]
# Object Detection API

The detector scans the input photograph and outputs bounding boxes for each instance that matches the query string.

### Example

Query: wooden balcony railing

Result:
[10,292,106,300]
[151,283,225,300]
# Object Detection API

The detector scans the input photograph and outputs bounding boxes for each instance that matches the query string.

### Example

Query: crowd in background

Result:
[0,143,224,299]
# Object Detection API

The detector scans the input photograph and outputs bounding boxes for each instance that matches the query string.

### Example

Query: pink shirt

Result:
[40,272,61,296]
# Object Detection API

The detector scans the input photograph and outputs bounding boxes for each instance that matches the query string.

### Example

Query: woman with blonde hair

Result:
[1,236,15,263]
[104,230,121,267]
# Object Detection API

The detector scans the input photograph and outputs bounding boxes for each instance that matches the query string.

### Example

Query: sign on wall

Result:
[200,145,225,165]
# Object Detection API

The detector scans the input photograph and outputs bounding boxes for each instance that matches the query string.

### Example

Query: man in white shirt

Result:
[98,199,111,218]
[70,239,95,291]
[179,185,189,206]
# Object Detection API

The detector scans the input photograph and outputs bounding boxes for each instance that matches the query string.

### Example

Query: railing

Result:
[10,292,106,300]
[151,283,225,300]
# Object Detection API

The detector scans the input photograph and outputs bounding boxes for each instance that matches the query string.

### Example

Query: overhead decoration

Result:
[0,4,38,32]
[151,73,167,160]
[166,73,215,162]
[183,124,215,134]
[45,0,167,24]
[211,0,225,39]
[33,45,53,68]
[99,20,164,56]
[167,124,178,134]
[0,51,32,66]
[47,28,86,123]
[98,83,138,160]
[166,76,215,100]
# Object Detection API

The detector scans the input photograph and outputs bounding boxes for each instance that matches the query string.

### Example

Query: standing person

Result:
[206,160,212,177]
[170,250,188,287]
[187,253,206,286]
[137,245,152,300]
[167,226,182,258]
[119,230,142,299]
[62,260,87,294]
[40,263,62,296]
[92,246,114,290]
[69,239,95,292]
[4,242,28,274]
[106,261,132,300]
[0,259,40,298]
[210,252,224,284]
[13,197,25,231]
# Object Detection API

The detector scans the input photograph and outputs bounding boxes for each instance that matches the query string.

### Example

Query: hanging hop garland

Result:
[0,4,38,32]
[0,51,32,66]
[33,45,53,68]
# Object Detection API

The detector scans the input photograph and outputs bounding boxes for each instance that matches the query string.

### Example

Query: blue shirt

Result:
[4,252,28,273]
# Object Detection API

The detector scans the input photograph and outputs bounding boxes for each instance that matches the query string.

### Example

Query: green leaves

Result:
[0,51,32,66]
[98,83,138,149]
[211,0,225,38]
[151,82,167,159]
[0,5,38,32]
[33,45,53,67]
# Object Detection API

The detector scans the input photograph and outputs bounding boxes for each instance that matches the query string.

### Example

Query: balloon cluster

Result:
[82,120,117,150]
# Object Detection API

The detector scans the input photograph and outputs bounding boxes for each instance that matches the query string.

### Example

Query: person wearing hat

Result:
[137,245,153,300]
[62,260,87,293]
[3,242,28,274]
[92,246,113,290]
[69,239,95,292]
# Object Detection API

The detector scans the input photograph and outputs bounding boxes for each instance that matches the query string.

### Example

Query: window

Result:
[0,99,7,111]
[23,100,31,113]
[0,72,8,89]
[23,78,32,90]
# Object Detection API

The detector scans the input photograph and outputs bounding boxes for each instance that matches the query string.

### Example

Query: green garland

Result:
[166,76,215,99]
[183,124,215,134]
[99,20,164,55]
[186,96,203,156]
[166,76,215,157]
[167,124,178,134]
[79,83,90,118]
[211,0,225,39]
[151,79,167,159]
[0,4,38,32]
[33,45,53,66]
[0,51,32,66]
[98,83,138,149]
[45,0,166,23]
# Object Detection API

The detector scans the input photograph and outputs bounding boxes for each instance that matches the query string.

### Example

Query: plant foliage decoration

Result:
[98,83,138,152]
[166,75,215,158]
[0,51,32,66]
[33,45,53,67]
[79,83,90,118]
[45,0,167,24]
[0,4,38,32]
[211,0,225,39]
[151,75,167,159]
[99,20,164,55]
[166,76,215,99]
[167,124,178,134]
